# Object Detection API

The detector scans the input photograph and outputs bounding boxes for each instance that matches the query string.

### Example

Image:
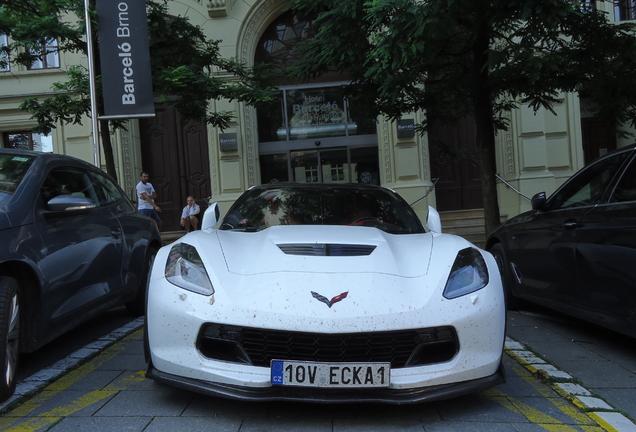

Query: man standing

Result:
[136,171,162,231]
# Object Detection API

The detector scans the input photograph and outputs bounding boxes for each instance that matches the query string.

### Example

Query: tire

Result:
[489,243,525,310]
[126,246,158,316]
[0,277,20,402]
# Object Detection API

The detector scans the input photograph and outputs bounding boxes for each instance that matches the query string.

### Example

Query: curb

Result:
[505,336,636,432]
[0,317,144,414]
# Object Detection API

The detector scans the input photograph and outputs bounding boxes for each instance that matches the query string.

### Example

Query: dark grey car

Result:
[0,148,162,402]
[487,144,636,338]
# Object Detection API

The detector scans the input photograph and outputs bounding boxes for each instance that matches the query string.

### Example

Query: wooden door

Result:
[428,116,483,211]
[581,117,616,165]
[139,105,211,231]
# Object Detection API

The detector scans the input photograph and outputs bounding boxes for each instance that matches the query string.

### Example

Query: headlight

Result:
[165,243,214,296]
[443,248,489,299]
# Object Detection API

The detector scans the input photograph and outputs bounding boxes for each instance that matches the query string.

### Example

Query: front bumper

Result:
[146,360,505,404]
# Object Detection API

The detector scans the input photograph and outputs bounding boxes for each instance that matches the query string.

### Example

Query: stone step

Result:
[161,230,187,245]
[440,209,486,248]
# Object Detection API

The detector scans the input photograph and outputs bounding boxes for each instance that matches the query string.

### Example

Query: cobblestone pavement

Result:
[0,311,635,432]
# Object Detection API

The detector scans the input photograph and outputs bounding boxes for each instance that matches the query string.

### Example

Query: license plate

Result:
[270,360,390,388]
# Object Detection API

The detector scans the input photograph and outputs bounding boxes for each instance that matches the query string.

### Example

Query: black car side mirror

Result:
[531,192,547,211]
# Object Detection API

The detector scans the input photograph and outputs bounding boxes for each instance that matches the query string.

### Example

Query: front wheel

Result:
[489,243,525,310]
[0,276,20,402]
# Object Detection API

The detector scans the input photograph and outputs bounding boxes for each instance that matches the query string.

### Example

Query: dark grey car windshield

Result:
[0,154,35,208]
[220,186,425,234]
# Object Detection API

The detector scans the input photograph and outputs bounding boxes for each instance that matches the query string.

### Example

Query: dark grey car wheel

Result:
[0,276,20,402]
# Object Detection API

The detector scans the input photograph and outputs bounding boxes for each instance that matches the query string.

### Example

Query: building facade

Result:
[0,0,633,232]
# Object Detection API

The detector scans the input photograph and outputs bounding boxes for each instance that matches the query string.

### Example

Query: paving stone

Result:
[93,388,193,417]
[48,416,151,432]
[592,388,636,421]
[143,416,242,432]
[238,416,334,432]
[591,412,636,432]
[435,393,529,423]
[509,350,547,364]
[554,383,591,396]
[529,364,572,379]
[22,368,67,383]
[576,396,612,410]
[496,376,558,399]
[2,390,116,418]
[557,360,636,388]
[94,354,146,372]
[421,421,517,432]
[48,357,84,370]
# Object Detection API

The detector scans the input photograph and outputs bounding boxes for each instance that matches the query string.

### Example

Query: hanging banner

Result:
[96,0,155,119]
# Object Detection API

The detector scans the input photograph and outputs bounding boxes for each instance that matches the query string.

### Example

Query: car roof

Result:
[0,148,104,171]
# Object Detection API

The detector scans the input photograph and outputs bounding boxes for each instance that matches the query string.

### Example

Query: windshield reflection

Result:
[220,185,425,234]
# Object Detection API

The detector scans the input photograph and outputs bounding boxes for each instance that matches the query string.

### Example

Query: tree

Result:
[289,0,636,234]
[0,0,275,181]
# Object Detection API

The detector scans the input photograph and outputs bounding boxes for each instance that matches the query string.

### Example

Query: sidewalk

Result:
[507,309,636,431]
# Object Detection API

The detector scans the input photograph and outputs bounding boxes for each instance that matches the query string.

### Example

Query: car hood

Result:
[216,225,434,278]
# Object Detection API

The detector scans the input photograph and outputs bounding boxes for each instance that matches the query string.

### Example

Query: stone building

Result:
[0,0,633,239]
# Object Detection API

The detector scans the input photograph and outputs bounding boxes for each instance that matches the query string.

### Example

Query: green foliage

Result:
[290,0,636,131]
[2,0,276,131]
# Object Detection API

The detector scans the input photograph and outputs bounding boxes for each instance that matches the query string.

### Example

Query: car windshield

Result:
[0,153,35,208]
[220,185,426,234]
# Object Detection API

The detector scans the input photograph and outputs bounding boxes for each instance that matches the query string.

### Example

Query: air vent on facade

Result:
[277,243,376,256]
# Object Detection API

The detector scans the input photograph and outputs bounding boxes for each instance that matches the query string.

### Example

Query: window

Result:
[28,38,59,70]
[40,168,100,206]
[3,132,53,152]
[0,34,8,72]
[574,0,597,12]
[0,153,34,207]
[550,152,631,210]
[609,157,636,203]
[89,171,123,207]
[614,0,636,21]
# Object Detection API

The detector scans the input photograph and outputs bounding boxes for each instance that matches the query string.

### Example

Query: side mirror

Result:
[47,195,96,212]
[426,206,442,233]
[531,192,547,211]
[201,202,221,230]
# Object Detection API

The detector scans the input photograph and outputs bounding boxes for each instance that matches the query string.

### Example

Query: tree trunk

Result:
[100,119,118,183]
[472,23,501,237]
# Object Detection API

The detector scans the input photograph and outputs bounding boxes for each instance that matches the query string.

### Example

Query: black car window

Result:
[550,152,630,210]
[89,171,123,206]
[221,186,425,234]
[609,157,636,203]
[41,168,100,206]
[0,154,34,207]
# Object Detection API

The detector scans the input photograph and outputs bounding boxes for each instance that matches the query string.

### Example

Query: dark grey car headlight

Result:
[165,243,214,296]
[443,248,489,299]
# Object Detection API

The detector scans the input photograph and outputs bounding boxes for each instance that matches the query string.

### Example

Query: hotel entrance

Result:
[257,84,379,185]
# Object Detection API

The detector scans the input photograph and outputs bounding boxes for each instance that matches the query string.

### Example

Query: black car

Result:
[487,144,636,337]
[0,148,162,402]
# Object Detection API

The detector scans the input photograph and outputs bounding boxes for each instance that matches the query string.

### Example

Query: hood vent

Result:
[277,243,376,257]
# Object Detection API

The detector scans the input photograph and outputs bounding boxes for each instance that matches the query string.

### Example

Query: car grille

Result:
[196,324,459,368]
[277,243,376,256]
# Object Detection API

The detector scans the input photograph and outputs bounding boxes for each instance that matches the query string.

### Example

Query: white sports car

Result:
[145,183,506,403]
